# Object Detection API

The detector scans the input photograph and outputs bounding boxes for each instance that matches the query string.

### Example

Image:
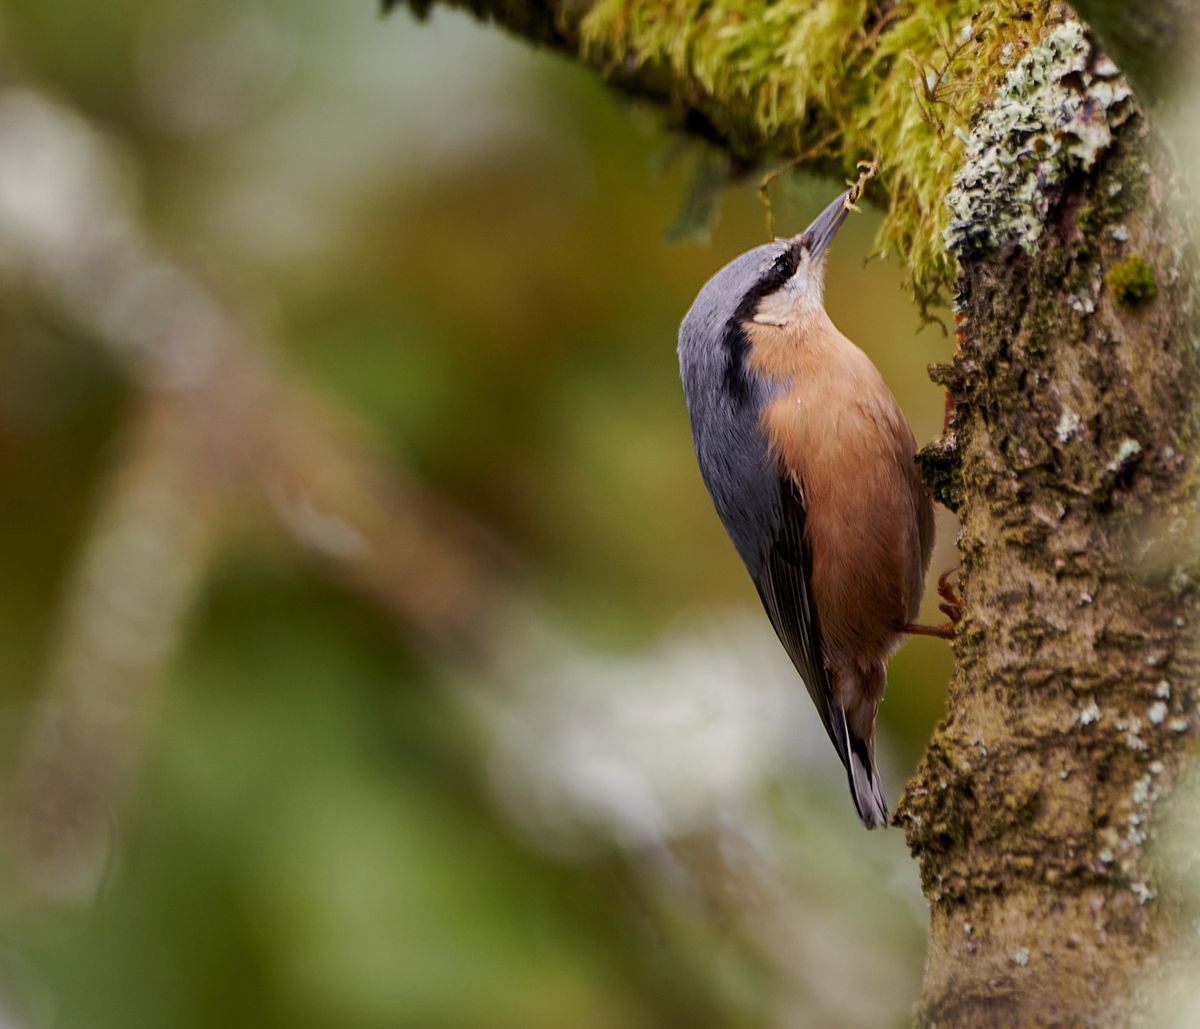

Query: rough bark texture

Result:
[398,1,1200,1022]
[1071,0,1200,104]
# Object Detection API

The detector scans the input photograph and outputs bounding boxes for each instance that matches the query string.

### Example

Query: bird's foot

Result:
[900,569,963,641]
[900,620,957,640]
[936,567,963,624]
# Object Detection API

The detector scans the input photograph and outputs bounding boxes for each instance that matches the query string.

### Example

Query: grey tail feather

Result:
[831,705,889,829]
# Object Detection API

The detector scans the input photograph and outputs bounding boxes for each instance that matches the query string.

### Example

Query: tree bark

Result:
[1070,0,1200,105]
[398,1,1200,1022]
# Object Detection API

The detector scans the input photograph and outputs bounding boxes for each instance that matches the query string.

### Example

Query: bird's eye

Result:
[773,252,796,278]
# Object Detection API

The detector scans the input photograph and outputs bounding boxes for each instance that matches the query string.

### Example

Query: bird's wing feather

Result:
[753,476,851,771]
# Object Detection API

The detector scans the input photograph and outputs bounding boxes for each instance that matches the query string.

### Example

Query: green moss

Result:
[1077,142,1150,239]
[578,0,1048,308]
[1106,255,1158,305]
[917,435,962,513]
[1076,203,1105,239]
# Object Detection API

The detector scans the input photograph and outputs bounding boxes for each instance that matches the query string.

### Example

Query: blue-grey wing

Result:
[753,477,851,769]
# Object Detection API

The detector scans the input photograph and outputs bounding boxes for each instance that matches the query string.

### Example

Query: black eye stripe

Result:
[719,244,800,410]
[738,245,798,316]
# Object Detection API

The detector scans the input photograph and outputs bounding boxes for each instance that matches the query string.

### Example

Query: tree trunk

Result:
[901,24,1200,1023]
[398,0,1200,1021]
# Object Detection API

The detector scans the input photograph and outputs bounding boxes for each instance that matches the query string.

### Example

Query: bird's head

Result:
[677,182,863,388]
[748,188,854,327]
[678,186,857,353]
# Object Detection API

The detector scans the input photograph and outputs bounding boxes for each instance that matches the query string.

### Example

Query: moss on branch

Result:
[402,0,1056,309]
[578,0,1052,307]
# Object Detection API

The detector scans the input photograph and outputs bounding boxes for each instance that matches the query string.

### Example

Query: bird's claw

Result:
[936,567,963,624]
[898,568,962,641]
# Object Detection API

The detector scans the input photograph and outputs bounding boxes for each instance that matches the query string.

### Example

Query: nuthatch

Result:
[678,183,937,828]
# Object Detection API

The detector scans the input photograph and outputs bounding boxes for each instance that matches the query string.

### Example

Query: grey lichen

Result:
[1056,408,1083,442]
[1130,881,1155,905]
[944,20,1134,260]
[1107,437,1143,472]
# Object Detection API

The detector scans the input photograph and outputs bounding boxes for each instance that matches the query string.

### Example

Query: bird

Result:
[677,179,939,828]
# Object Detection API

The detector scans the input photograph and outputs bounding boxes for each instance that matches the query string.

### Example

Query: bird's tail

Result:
[832,706,889,828]
[829,662,889,829]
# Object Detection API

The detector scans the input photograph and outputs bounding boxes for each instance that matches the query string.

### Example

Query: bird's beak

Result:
[795,189,853,260]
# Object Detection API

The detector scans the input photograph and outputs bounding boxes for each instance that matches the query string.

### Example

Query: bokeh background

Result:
[0,1,960,1026]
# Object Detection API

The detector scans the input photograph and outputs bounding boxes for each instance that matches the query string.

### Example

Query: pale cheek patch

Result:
[751,262,825,327]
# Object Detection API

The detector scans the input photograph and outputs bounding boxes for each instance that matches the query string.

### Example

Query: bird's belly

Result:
[781,403,925,664]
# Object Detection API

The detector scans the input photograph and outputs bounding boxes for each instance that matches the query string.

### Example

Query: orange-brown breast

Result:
[746,316,933,666]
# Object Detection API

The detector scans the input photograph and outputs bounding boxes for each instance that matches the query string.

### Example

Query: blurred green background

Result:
[0,1,956,1026]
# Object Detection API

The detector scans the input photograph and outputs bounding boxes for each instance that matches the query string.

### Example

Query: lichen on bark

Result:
[942,20,1134,259]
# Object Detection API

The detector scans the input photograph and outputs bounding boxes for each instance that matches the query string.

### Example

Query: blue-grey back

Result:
[677,241,788,577]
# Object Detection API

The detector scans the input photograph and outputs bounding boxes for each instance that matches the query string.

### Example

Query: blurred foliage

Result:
[0,0,955,1025]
